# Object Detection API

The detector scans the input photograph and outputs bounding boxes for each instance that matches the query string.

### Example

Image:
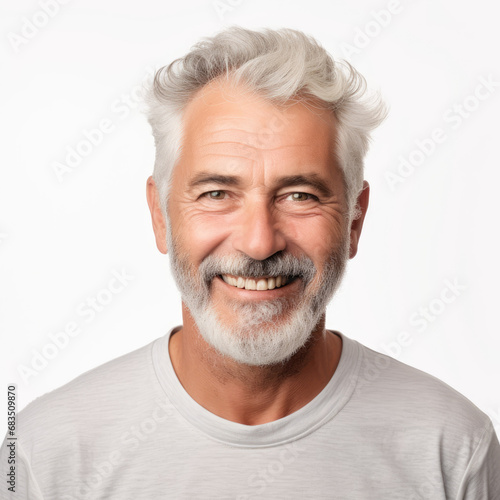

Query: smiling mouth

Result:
[218,274,298,291]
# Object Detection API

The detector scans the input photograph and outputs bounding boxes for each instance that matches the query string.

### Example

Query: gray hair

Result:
[145,26,387,221]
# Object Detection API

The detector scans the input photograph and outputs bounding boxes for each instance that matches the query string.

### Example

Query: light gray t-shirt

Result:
[2,326,499,499]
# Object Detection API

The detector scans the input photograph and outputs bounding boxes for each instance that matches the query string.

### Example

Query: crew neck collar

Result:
[152,326,362,448]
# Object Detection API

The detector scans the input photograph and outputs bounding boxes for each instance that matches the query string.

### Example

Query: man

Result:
[2,27,499,499]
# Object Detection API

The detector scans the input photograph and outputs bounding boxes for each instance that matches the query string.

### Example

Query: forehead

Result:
[180,79,339,165]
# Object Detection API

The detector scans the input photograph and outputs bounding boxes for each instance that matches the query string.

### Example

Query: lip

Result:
[213,275,302,300]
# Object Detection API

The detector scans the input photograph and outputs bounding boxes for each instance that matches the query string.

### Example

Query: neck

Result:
[168,303,342,425]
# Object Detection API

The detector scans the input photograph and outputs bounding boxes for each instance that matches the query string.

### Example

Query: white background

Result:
[1,0,499,437]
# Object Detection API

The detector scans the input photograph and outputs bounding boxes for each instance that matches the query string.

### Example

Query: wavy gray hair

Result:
[145,26,387,222]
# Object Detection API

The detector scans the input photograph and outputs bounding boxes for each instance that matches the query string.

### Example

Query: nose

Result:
[232,200,287,261]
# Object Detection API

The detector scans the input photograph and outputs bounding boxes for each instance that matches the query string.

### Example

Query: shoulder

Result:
[347,336,492,439]
[338,335,500,496]
[18,337,162,445]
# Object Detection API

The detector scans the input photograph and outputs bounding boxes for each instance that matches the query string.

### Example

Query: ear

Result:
[349,180,369,259]
[146,176,168,254]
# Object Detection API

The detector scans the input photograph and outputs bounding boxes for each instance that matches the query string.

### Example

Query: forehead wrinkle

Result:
[199,120,265,137]
[198,153,257,168]
[190,103,337,154]
[197,118,319,151]
[197,141,259,162]
[198,137,320,156]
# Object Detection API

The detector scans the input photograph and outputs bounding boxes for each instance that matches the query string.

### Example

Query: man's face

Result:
[164,80,352,366]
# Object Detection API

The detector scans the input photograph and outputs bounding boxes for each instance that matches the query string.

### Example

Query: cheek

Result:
[174,211,233,262]
[285,217,345,260]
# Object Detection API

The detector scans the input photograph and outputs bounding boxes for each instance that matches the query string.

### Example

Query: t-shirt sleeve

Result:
[1,435,44,500]
[456,420,500,499]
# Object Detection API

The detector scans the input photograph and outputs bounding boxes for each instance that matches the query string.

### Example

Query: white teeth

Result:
[220,274,292,290]
[256,279,267,290]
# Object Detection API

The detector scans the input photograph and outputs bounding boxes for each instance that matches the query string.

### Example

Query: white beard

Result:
[166,218,350,366]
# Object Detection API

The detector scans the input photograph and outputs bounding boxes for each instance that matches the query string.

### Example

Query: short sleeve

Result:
[1,435,44,500]
[456,420,500,499]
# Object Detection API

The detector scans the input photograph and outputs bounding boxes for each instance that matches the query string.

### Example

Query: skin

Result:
[146,79,369,425]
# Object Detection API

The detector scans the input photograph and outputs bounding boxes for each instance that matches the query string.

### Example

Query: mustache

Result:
[199,251,316,284]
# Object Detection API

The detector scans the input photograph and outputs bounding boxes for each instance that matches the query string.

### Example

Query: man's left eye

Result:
[286,192,316,202]
[204,190,227,200]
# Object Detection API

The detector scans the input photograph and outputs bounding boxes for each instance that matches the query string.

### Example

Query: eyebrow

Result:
[188,172,334,197]
[276,174,334,198]
[188,173,241,189]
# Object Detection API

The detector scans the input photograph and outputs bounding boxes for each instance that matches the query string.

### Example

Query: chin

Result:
[191,298,320,366]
